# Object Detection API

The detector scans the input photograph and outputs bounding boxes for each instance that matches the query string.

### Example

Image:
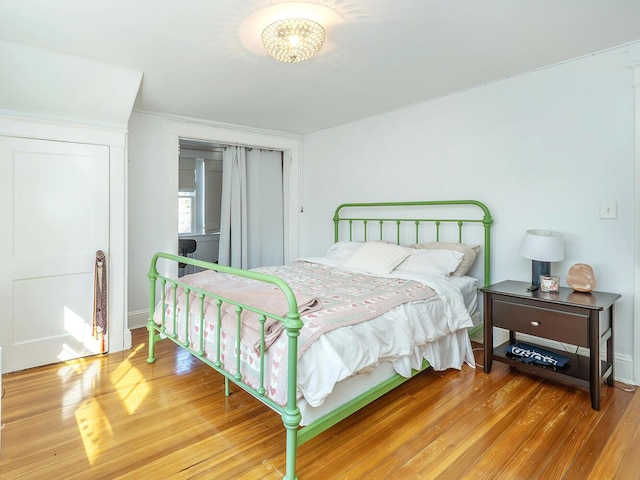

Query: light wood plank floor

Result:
[0,328,638,479]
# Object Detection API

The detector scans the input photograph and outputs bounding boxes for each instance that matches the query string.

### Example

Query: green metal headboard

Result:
[333,200,493,287]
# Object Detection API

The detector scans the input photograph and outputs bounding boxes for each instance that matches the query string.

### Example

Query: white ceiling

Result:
[1,0,640,134]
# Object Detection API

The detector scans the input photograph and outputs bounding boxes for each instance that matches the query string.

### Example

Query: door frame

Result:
[0,114,130,356]
[634,65,640,386]
[167,121,302,273]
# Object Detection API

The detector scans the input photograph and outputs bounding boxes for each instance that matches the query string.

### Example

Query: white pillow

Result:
[323,241,363,263]
[410,242,481,277]
[343,242,411,275]
[394,248,464,278]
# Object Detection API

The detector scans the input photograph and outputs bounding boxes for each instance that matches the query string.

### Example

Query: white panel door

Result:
[0,136,109,373]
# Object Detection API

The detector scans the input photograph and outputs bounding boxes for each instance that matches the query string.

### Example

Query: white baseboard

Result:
[128,309,149,330]
[614,354,635,386]
[123,328,132,350]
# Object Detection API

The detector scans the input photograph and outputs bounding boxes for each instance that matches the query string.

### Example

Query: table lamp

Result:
[519,230,564,291]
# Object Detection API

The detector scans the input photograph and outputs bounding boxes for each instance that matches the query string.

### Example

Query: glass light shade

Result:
[519,230,565,262]
[261,18,326,63]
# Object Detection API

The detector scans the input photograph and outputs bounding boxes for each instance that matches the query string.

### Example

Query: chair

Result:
[178,238,197,276]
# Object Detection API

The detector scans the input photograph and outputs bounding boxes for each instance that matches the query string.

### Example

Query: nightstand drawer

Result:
[492,298,589,347]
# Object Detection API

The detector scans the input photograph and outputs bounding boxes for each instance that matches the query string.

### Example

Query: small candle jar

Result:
[540,275,560,292]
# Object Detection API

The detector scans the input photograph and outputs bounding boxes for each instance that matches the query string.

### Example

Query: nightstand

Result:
[481,280,621,410]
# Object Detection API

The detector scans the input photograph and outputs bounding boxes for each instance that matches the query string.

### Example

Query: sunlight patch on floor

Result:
[58,355,89,377]
[62,341,151,463]
[57,345,150,465]
[109,344,150,415]
[74,398,113,465]
[60,360,101,419]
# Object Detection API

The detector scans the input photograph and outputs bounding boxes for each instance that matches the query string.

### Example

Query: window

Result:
[178,156,197,234]
[178,151,222,235]
[178,192,195,234]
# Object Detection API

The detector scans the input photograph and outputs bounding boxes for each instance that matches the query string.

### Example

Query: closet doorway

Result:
[178,139,284,272]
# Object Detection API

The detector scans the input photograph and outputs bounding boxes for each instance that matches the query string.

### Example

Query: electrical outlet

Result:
[600,201,617,219]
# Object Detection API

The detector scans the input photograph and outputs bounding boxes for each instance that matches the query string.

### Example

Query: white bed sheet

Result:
[298,328,473,426]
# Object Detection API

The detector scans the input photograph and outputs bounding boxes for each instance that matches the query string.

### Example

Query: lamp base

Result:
[528,260,551,291]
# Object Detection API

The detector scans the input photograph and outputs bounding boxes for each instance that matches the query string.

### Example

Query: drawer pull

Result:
[531,321,540,327]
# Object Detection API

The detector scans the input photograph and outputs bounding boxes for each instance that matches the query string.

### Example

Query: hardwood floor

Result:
[0,328,638,479]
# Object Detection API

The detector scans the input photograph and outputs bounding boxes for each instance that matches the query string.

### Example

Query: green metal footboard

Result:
[147,253,303,480]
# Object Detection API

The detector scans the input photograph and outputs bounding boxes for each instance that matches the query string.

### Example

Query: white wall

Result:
[0,41,141,129]
[127,112,175,324]
[301,42,640,380]
[126,113,302,325]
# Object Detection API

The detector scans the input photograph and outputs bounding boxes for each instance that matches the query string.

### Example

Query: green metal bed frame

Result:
[146,200,493,480]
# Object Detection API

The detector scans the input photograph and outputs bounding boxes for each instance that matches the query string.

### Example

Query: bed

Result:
[146,199,493,480]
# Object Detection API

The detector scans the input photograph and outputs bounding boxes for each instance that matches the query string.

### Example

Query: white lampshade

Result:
[519,230,564,262]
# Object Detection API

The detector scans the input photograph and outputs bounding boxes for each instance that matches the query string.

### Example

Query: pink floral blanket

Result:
[156,260,438,406]
[254,261,436,357]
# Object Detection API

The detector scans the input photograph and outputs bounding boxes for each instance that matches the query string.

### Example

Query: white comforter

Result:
[295,257,475,407]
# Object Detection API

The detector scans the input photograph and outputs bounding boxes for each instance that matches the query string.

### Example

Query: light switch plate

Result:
[600,201,617,219]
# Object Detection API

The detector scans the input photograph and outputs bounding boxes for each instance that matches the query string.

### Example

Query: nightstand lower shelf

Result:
[493,341,613,392]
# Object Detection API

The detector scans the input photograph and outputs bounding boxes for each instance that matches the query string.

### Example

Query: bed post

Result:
[282,309,303,480]
[146,254,159,364]
[476,201,493,287]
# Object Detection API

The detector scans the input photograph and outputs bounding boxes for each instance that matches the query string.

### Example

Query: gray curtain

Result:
[218,146,284,269]
[218,146,248,268]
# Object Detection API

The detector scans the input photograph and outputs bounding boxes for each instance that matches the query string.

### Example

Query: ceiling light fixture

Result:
[261,18,326,63]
